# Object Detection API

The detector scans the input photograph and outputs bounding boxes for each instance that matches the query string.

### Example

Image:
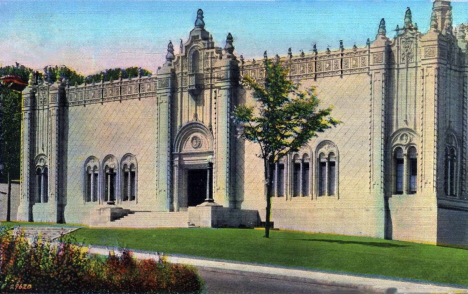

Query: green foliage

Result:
[0,64,34,82]
[0,226,204,293]
[86,66,152,84]
[44,65,85,86]
[234,59,339,163]
[0,86,21,181]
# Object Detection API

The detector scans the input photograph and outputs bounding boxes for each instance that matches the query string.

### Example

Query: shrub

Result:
[0,226,204,293]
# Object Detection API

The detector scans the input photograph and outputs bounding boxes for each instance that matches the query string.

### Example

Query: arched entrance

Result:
[173,122,214,211]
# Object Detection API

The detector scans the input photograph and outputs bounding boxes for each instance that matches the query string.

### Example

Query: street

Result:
[198,267,380,294]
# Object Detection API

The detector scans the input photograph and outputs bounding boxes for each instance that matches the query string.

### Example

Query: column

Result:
[172,163,179,211]
[299,162,303,197]
[107,173,110,202]
[205,161,214,202]
[127,170,131,201]
[325,160,329,196]
[41,171,45,203]
[90,171,94,202]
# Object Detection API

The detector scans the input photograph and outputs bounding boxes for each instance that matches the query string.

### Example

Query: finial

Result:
[446,8,453,34]
[288,47,292,59]
[313,44,317,54]
[430,11,438,30]
[138,67,142,78]
[404,7,413,28]
[275,54,280,64]
[56,71,61,83]
[101,72,104,83]
[180,39,183,54]
[118,71,122,80]
[28,72,34,86]
[195,9,205,29]
[353,43,357,51]
[166,41,175,62]
[264,51,268,59]
[252,58,256,64]
[225,33,234,55]
[240,55,244,65]
[378,18,386,36]
[366,38,371,47]
[339,40,344,51]
[300,50,305,57]
[326,47,330,54]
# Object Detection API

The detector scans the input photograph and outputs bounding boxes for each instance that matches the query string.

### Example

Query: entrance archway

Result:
[173,122,214,211]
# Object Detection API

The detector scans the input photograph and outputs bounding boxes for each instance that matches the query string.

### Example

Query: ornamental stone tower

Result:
[157,9,240,212]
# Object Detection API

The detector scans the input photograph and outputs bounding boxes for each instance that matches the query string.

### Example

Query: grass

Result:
[66,227,468,286]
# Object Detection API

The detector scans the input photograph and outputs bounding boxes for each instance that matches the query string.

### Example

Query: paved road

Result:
[198,267,380,294]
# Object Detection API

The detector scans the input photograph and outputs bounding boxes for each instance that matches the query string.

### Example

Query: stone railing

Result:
[240,47,370,81]
[66,76,157,107]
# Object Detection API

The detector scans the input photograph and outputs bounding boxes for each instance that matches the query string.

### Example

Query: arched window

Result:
[407,147,417,194]
[302,154,310,197]
[316,141,339,198]
[84,157,99,203]
[34,155,48,204]
[394,147,404,194]
[445,147,457,196]
[192,50,200,73]
[121,154,138,202]
[102,155,118,203]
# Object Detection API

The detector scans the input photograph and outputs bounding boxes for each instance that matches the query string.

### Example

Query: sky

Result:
[1,0,468,75]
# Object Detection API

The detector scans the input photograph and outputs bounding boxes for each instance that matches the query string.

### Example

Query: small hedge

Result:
[0,226,204,293]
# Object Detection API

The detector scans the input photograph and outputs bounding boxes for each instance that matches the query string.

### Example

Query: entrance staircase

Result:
[97,211,191,228]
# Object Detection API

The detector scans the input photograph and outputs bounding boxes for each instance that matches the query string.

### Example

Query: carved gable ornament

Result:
[390,129,419,149]
[401,38,414,63]
[174,122,214,154]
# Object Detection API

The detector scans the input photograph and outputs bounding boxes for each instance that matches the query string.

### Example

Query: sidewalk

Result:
[87,244,468,294]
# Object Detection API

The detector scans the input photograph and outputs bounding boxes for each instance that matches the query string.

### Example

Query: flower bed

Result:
[0,226,203,293]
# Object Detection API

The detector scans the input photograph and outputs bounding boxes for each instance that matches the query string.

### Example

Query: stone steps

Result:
[101,211,190,228]
[11,226,79,241]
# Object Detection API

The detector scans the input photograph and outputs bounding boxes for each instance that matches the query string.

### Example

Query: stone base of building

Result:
[188,202,259,228]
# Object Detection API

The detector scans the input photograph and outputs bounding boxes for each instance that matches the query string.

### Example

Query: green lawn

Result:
[64,227,468,286]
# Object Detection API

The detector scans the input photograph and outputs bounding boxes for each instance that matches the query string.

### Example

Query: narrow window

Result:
[123,165,129,201]
[86,167,92,202]
[302,155,310,197]
[192,50,200,73]
[293,159,301,197]
[408,147,417,194]
[130,164,136,201]
[42,168,48,203]
[446,148,457,196]
[36,168,42,203]
[319,153,327,196]
[92,169,98,202]
[394,148,404,194]
[105,167,117,202]
[277,162,285,197]
[328,153,336,196]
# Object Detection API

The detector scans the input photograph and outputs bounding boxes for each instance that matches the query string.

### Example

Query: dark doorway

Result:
[187,169,207,206]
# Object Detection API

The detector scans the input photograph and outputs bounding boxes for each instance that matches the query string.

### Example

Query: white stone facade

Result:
[17,1,468,246]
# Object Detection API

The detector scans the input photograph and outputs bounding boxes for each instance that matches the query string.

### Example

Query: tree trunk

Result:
[264,157,274,238]
[6,171,11,222]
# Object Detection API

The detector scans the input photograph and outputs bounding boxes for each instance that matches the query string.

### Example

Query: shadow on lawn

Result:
[292,238,409,248]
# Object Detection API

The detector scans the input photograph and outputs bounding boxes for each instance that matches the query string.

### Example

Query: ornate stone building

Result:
[17,1,468,246]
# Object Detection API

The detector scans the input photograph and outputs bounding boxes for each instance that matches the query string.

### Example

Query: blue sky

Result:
[1,0,467,75]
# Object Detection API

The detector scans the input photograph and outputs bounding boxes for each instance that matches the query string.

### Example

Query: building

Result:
[16,0,468,247]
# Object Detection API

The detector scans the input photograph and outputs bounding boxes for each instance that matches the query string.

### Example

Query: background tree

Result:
[234,57,339,238]
[0,64,31,221]
[86,67,152,84]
